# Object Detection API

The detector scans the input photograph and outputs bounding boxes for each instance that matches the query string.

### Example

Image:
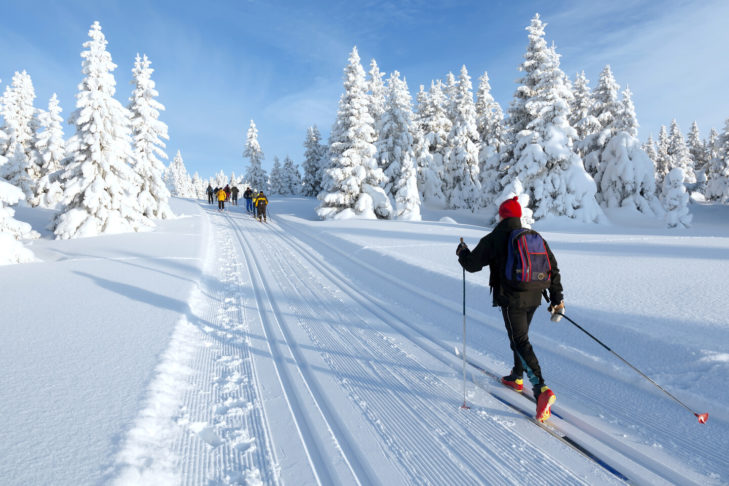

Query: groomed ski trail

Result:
[111,201,713,485]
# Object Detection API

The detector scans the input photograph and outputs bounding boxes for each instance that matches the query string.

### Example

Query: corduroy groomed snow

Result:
[499,196,522,219]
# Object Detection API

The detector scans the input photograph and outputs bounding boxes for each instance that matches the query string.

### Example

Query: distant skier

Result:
[456,197,564,422]
[231,185,239,206]
[206,184,214,204]
[224,184,231,202]
[244,187,254,214]
[255,191,268,222]
[217,185,227,211]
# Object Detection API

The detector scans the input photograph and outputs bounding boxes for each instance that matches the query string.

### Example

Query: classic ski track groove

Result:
[227,211,372,486]
[267,213,710,486]
[224,210,625,485]
[177,215,279,485]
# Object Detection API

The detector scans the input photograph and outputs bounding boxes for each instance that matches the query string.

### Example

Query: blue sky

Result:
[1,0,728,178]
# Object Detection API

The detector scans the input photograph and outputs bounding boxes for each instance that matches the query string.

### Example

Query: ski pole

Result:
[556,311,708,424]
[460,238,470,410]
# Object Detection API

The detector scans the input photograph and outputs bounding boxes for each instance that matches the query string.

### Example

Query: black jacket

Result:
[458,217,563,308]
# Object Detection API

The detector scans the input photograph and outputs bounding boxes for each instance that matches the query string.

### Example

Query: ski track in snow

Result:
[110,204,722,485]
[111,210,277,486]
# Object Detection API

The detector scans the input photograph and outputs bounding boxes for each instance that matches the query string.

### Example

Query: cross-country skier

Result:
[231,185,239,205]
[456,197,565,422]
[217,185,227,211]
[244,187,254,214]
[206,184,214,204]
[255,191,268,222]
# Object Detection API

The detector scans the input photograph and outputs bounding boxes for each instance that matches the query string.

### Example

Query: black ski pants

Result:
[502,305,543,388]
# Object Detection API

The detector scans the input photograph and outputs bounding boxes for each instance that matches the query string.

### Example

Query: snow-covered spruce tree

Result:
[281,155,301,195]
[600,133,661,214]
[243,120,268,191]
[54,22,149,239]
[302,125,327,197]
[268,156,283,194]
[415,81,449,205]
[662,167,691,228]
[502,15,603,223]
[317,46,391,220]
[167,150,195,197]
[375,71,421,219]
[31,94,66,208]
[377,71,414,198]
[583,65,622,188]
[368,59,386,138]
[443,65,481,210]
[2,143,34,200]
[475,71,505,207]
[667,119,695,184]
[705,119,729,202]
[570,71,600,159]
[642,134,657,162]
[599,86,661,214]
[129,53,173,219]
[687,122,707,173]
[654,125,671,189]
[0,71,39,200]
[687,121,708,193]
[0,180,37,264]
[214,170,227,189]
[191,172,204,199]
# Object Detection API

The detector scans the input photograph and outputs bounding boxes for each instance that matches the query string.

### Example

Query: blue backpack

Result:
[504,229,552,291]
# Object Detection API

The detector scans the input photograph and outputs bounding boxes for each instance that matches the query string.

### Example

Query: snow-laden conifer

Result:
[302,125,327,197]
[662,167,692,228]
[614,87,638,137]
[243,120,268,191]
[687,122,706,173]
[0,71,39,200]
[53,22,147,239]
[269,156,283,194]
[165,150,194,197]
[281,155,301,195]
[0,175,37,264]
[368,59,386,136]
[317,47,391,220]
[502,15,603,223]
[654,126,671,188]
[600,132,661,214]
[0,71,37,159]
[686,121,708,193]
[129,53,173,219]
[443,65,481,210]
[642,134,657,162]
[191,172,205,200]
[375,71,421,219]
[214,170,227,189]
[415,82,449,205]
[570,71,600,158]
[705,119,729,202]
[377,71,415,199]
[1,143,34,200]
[583,65,621,186]
[475,71,505,207]
[667,119,695,183]
[31,94,66,208]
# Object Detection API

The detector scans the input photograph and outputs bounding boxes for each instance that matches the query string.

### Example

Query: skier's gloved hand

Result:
[456,241,469,256]
[548,301,565,322]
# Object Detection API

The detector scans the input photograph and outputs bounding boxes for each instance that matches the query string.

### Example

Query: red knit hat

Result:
[499,196,522,219]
